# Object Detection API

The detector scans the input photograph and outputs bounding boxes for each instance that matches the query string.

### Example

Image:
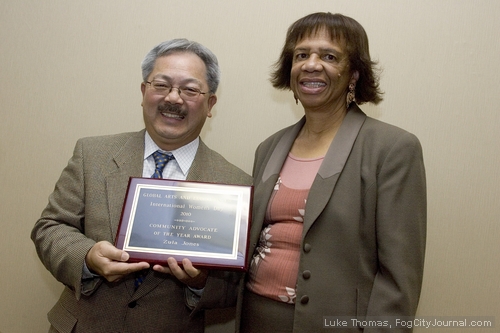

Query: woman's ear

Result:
[351,70,359,82]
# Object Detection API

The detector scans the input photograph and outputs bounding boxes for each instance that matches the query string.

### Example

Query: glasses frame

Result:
[145,80,208,101]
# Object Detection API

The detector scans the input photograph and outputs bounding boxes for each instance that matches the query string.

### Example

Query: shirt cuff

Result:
[185,286,205,309]
[81,261,101,295]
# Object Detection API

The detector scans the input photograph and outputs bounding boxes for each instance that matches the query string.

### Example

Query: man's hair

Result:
[141,38,220,94]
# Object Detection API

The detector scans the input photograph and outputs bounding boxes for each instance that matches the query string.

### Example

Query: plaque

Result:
[115,177,253,271]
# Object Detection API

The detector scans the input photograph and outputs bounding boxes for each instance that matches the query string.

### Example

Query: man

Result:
[31,39,252,333]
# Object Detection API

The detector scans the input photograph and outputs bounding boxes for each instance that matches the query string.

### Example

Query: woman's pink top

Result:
[246,153,323,303]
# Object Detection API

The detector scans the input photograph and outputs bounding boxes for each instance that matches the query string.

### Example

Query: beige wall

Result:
[1,1,499,332]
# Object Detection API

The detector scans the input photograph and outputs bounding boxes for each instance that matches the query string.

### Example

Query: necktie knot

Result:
[151,151,174,179]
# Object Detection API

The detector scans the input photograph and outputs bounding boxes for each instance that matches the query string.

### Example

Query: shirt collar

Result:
[144,131,199,176]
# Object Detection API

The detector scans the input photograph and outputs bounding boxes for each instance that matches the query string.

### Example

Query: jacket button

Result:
[302,270,311,279]
[300,295,309,304]
[128,301,137,308]
[303,243,312,252]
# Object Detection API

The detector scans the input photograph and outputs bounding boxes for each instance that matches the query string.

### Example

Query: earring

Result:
[346,83,356,109]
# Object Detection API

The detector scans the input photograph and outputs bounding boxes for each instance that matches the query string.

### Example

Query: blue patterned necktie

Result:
[151,150,175,179]
[134,150,175,290]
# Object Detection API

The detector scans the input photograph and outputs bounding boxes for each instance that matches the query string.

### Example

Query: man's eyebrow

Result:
[152,74,202,86]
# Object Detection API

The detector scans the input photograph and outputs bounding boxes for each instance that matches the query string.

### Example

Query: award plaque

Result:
[115,177,253,271]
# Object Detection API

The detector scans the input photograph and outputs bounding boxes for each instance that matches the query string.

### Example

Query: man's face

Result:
[141,52,217,151]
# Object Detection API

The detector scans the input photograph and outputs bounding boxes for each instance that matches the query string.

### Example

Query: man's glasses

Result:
[146,80,207,101]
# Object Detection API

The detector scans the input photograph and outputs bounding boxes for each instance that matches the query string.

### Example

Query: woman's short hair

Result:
[271,12,383,105]
[141,38,220,94]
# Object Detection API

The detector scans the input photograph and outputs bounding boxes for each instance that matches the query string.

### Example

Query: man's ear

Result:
[140,82,147,107]
[207,94,217,118]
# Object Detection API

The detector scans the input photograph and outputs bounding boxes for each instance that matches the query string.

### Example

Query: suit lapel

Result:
[186,139,209,182]
[105,131,145,241]
[302,107,366,233]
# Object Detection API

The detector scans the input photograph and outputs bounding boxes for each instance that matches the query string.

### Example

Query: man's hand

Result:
[153,258,208,289]
[85,241,150,282]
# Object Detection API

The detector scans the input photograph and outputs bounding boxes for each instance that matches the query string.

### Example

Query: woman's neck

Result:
[290,107,347,158]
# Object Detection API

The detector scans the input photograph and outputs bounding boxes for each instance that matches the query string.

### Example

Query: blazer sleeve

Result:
[365,131,427,326]
[31,139,97,299]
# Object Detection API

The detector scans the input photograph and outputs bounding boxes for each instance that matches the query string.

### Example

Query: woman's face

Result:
[290,29,352,113]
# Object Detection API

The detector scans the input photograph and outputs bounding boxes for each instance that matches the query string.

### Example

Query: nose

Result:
[164,87,183,104]
[302,54,322,72]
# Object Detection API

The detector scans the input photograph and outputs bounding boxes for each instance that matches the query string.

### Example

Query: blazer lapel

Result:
[250,119,305,251]
[105,131,145,241]
[186,139,209,182]
[303,107,366,233]
[261,118,305,183]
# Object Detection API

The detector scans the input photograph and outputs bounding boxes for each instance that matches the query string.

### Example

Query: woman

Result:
[239,12,426,332]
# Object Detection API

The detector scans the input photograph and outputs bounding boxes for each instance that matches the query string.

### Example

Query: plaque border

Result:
[115,177,253,271]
